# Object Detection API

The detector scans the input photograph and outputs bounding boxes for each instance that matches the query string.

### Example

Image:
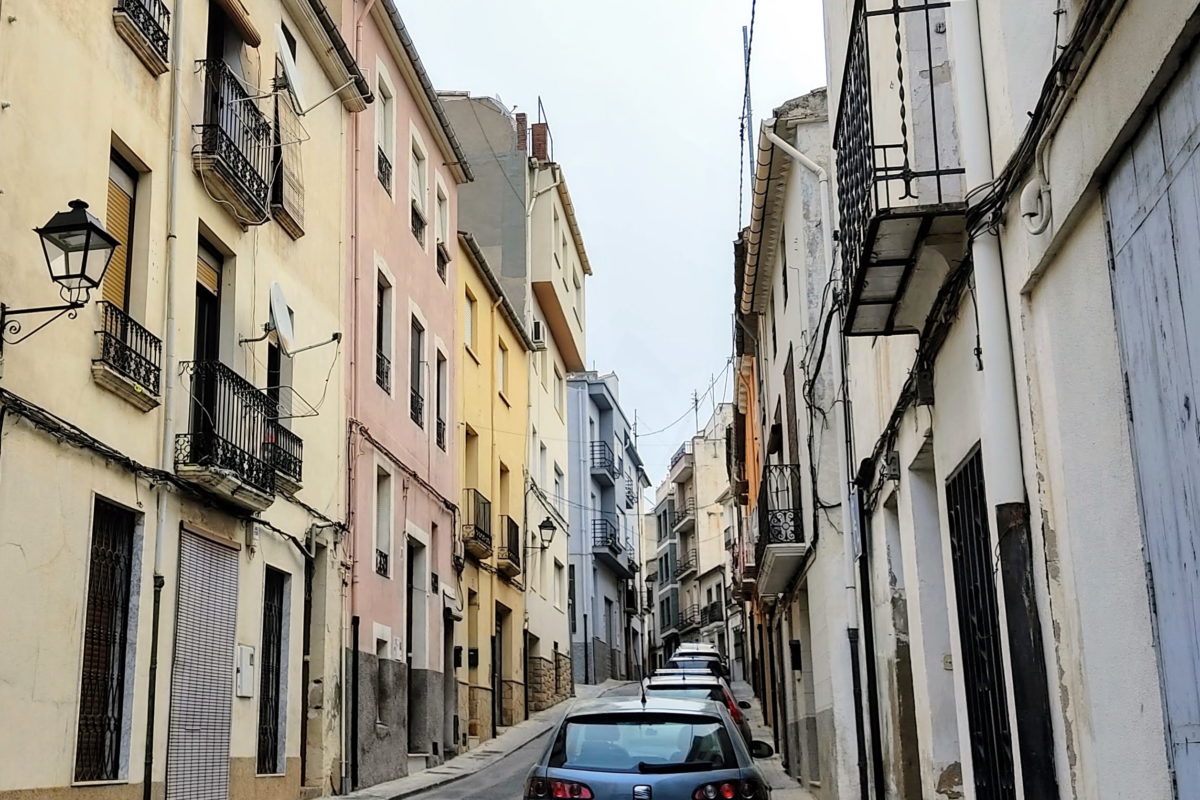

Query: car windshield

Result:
[549,714,737,773]
[646,687,724,702]
[670,659,719,673]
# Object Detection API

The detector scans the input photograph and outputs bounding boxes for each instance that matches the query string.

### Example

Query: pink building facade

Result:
[340,1,471,787]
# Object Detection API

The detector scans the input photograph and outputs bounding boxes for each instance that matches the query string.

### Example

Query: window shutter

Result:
[197,251,220,296]
[272,75,305,239]
[103,176,133,310]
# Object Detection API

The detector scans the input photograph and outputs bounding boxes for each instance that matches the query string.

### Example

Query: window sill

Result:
[465,345,480,365]
[73,779,129,787]
[256,772,287,779]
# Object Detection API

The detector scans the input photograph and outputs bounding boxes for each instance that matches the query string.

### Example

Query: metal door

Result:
[946,448,1016,800]
[1104,48,1200,798]
[166,532,239,800]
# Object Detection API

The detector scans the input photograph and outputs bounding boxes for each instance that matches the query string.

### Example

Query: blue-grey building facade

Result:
[567,372,648,683]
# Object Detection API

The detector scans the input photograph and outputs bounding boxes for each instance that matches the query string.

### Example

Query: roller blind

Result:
[197,246,221,296]
[103,162,136,310]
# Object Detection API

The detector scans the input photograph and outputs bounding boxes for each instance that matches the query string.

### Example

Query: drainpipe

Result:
[949,2,1058,797]
[763,127,866,797]
[144,0,187,794]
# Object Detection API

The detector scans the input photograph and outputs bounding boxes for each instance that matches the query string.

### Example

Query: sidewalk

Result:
[732,681,819,800]
[324,680,626,800]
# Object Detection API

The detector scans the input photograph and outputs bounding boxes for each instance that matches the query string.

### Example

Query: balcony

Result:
[496,515,522,578]
[701,602,724,627]
[462,488,492,560]
[377,146,392,193]
[410,389,424,427]
[265,423,303,496]
[193,59,272,223]
[175,361,275,511]
[625,477,637,509]
[592,517,634,579]
[834,0,966,336]
[92,302,162,411]
[436,242,450,283]
[669,440,693,481]
[675,549,698,582]
[114,0,170,75]
[741,563,759,602]
[589,441,619,486]
[411,200,427,245]
[673,496,696,533]
[376,351,391,392]
[755,464,808,595]
[679,604,700,632]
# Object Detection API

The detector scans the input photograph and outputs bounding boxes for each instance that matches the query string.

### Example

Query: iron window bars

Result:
[755,463,804,565]
[377,146,393,193]
[196,58,273,217]
[257,568,285,774]
[589,440,618,477]
[411,199,427,245]
[375,351,391,392]
[497,515,522,571]
[74,498,136,783]
[463,488,492,551]
[176,360,275,495]
[115,0,171,64]
[375,548,389,577]
[96,301,162,395]
[436,417,446,451]
[410,387,424,427]
[832,0,965,329]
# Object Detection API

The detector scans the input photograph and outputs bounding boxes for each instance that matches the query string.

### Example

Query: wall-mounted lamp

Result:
[537,516,557,550]
[1,200,119,365]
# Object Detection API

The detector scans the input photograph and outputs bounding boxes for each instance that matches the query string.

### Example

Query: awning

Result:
[215,0,262,47]
[442,587,463,622]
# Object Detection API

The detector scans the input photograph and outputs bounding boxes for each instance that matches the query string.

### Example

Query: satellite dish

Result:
[269,282,295,355]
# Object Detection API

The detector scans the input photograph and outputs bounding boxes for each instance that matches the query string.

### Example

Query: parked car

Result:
[675,642,721,656]
[666,653,728,679]
[644,674,755,744]
[525,697,775,800]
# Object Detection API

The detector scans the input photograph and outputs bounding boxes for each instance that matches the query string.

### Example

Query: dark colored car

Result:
[666,654,728,679]
[524,697,775,800]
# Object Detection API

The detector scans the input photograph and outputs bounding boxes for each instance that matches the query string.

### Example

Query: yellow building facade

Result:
[454,233,533,747]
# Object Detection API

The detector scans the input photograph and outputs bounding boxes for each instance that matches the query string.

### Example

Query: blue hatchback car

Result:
[524,697,775,800]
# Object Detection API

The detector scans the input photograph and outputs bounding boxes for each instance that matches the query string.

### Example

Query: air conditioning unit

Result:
[531,320,547,350]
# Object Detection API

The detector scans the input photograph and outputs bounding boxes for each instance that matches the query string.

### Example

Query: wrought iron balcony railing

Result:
[375,548,389,577]
[195,59,272,219]
[591,517,621,554]
[670,441,692,470]
[265,423,302,486]
[496,515,521,575]
[674,496,696,525]
[680,604,700,630]
[625,477,637,509]
[411,200,427,245]
[114,0,170,66]
[462,488,492,558]
[377,146,392,193]
[833,0,965,336]
[755,463,804,565]
[95,302,162,396]
[675,550,698,580]
[590,441,618,478]
[410,389,424,427]
[375,351,390,392]
[175,360,275,496]
[436,417,446,451]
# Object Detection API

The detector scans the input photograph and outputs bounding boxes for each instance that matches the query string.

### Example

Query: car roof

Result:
[565,696,725,718]
[670,653,721,661]
[654,668,712,675]
[676,643,720,652]
[646,675,722,687]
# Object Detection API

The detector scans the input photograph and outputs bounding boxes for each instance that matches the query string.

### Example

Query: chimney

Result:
[516,113,528,151]
[531,122,549,162]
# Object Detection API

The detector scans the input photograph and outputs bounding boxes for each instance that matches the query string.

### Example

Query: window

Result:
[257,568,287,774]
[549,717,737,772]
[435,352,447,450]
[375,639,389,723]
[554,466,564,513]
[554,367,564,415]
[410,316,425,427]
[435,187,450,280]
[272,36,304,238]
[376,80,394,193]
[75,498,137,782]
[539,441,548,487]
[769,299,777,358]
[555,560,566,608]
[410,141,427,244]
[552,207,562,268]
[104,154,138,311]
[497,338,509,398]
[464,289,478,353]
[568,565,576,633]
[376,274,392,392]
[376,468,392,576]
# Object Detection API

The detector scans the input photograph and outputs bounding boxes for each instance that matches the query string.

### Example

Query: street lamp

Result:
[537,516,557,549]
[1,200,118,362]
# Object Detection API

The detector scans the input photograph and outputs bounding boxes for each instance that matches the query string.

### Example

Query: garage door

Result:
[1104,46,1200,800]
[166,532,239,800]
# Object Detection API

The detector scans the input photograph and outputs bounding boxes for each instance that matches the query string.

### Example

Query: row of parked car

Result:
[524,644,777,799]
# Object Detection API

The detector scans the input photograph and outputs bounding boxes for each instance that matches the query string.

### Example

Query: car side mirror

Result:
[738,701,752,710]
[750,740,774,759]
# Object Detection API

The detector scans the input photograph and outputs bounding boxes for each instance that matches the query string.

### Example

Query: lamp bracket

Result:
[1,301,85,345]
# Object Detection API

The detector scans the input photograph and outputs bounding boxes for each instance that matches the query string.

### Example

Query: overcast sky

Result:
[398,0,829,481]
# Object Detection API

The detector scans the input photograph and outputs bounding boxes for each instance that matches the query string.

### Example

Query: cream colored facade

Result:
[454,234,533,747]
[0,0,363,797]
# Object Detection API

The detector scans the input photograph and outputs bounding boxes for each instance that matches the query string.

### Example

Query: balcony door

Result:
[192,244,223,438]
